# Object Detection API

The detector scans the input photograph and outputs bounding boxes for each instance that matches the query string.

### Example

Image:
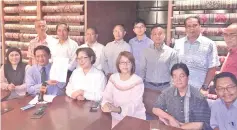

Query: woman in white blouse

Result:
[66,47,106,101]
[101,51,146,127]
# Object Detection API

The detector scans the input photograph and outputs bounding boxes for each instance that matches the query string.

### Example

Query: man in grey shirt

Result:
[140,25,178,91]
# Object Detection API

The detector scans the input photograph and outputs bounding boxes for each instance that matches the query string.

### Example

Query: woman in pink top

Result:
[101,51,146,128]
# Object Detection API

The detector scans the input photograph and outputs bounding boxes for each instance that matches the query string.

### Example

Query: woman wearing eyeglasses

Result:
[66,47,106,101]
[0,47,29,100]
[101,51,146,128]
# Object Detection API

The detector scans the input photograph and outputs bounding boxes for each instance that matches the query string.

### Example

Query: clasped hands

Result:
[101,102,121,113]
[71,90,85,100]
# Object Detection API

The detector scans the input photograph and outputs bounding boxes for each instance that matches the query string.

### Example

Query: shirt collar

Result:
[57,38,70,45]
[85,41,98,47]
[151,43,165,51]
[114,39,124,44]
[174,85,191,97]
[185,34,202,44]
[135,34,147,42]
[37,63,51,71]
[36,35,49,43]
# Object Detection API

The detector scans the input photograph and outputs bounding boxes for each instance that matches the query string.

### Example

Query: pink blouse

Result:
[101,73,146,127]
[221,48,237,77]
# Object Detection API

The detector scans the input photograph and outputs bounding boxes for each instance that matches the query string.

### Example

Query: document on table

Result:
[50,57,69,82]
[29,95,56,105]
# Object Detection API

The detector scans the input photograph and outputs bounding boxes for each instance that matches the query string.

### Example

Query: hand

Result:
[78,90,84,96]
[71,91,80,99]
[101,102,113,113]
[40,86,47,93]
[77,95,85,101]
[7,83,15,91]
[200,88,209,97]
[159,117,169,125]
[168,117,181,128]
[46,80,58,86]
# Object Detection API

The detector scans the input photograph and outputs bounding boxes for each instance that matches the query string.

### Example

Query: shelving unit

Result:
[1,0,87,64]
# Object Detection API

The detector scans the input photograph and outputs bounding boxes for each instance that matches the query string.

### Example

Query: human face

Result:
[133,23,146,36]
[8,51,20,65]
[77,51,92,69]
[215,77,237,106]
[113,25,126,41]
[223,25,237,49]
[35,21,47,35]
[57,24,69,42]
[185,18,201,39]
[85,29,97,44]
[150,27,165,46]
[172,68,189,89]
[119,56,132,75]
[35,50,50,66]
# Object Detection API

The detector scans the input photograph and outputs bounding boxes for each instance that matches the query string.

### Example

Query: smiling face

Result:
[215,77,237,106]
[150,27,165,46]
[85,28,97,44]
[77,51,92,69]
[113,25,126,41]
[172,68,189,89]
[223,24,237,49]
[35,49,50,66]
[118,56,132,75]
[8,51,21,65]
[133,23,146,36]
[57,24,69,42]
[35,20,47,35]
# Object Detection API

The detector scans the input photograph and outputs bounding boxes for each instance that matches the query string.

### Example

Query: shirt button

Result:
[181,111,183,113]
[181,100,183,103]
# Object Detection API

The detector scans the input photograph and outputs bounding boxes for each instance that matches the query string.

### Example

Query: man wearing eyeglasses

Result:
[210,72,237,130]
[221,23,237,77]
[174,16,220,90]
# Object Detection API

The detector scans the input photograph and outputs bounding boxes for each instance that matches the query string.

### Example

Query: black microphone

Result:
[38,82,47,102]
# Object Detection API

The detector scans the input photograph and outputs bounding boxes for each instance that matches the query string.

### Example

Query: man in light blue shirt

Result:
[210,72,237,130]
[26,45,66,95]
[129,19,153,75]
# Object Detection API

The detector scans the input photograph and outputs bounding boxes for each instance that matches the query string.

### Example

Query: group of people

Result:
[1,16,237,130]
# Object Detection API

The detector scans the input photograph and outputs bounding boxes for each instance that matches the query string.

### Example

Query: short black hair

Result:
[133,19,146,27]
[87,27,98,34]
[76,47,96,65]
[33,45,51,56]
[170,62,189,76]
[213,72,237,88]
[184,16,201,26]
[56,23,70,32]
[114,24,125,30]
[150,24,165,32]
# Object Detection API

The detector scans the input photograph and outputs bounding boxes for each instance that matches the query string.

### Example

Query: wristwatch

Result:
[201,84,209,91]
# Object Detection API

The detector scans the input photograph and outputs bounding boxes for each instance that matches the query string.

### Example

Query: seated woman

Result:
[101,51,146,128]
[66,47,106,101]
[0,47,29,100]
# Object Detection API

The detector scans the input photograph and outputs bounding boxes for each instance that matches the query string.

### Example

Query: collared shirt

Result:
[66,66,106,101]
[140,43,178,83]
[129,35,153,75]
[101,39,131,75]
[25,63,66,96]
[154,85,211,129]
[79,41,104,70]
[27,35,57,64]
[174,34,220,88]
[210,99,237,130]
[221,48,237,77]
[50,38,78,71]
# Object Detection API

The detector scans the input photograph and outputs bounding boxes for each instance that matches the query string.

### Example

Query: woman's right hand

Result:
[101,102,113,113]
[7,83,15,91]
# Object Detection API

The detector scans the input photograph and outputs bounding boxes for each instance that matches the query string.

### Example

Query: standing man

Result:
[101,24,131,78]
[26,46,66,96]
[28,19,57,65]
[174,16,220,89]
[221,23,237,77]
[50,23,78,72]
[79,27,104,70]
[129,19,153,75]
[140,25,178,91]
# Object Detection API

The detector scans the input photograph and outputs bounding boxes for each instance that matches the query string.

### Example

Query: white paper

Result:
[50,57,69,82]
[28,95,56,105]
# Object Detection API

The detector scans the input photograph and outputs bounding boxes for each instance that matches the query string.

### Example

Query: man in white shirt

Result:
[101,24,131,78]
[174,16,220,89]
[50,23,78,73]
[79,27,104,70]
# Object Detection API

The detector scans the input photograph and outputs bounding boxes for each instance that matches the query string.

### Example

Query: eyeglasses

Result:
[185,24,199,29]
[134,25,145,29]
[76,57,89,61]
[216,86,237,93]
[119,61,131,66]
